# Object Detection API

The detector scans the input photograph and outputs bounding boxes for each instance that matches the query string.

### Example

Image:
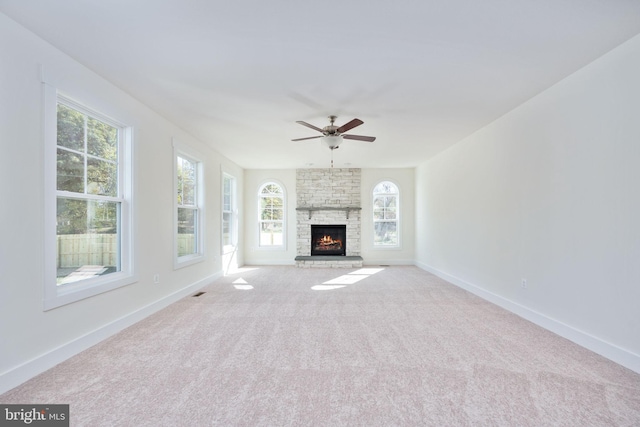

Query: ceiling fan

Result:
[292,115,376,150]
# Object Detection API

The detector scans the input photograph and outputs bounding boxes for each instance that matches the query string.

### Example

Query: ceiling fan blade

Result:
[296,121,324,133]
[336,118,364,134]
[342,134,376,142]
[292,135,323,142]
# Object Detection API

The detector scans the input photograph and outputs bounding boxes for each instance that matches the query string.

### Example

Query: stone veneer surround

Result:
[296,168,363,268]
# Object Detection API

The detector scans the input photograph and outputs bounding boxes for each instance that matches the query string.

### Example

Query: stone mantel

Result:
[296,206,362,220]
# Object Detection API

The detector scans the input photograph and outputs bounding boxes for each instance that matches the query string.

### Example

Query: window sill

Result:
[174,254,205,270]
[372,245,402,251]
[44,272,137,311]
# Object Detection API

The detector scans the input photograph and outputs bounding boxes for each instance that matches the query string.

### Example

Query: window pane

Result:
[56,197,120,285]
[373,196,385,220]
[273,207,284,221]
[374,221,397,246]
[385,207,397,220]
[262,196,282,209]
[182,180,195,206]
[222,175,236,248]
[260,222,283,246]
[87,116,117,160]
[57,103,85,151]
[222,213,231,246]
[261,184,282,195]
[374,181,398,194]
[385,196,397,208]
[57,148,84,193]
[260,197,273,210]
[261,195,283,221]
[223,176,233,212]
[262,207,283,221]
[87,158,117,196]
[177,207,197,257]
[177,157,196,206]
[176,158,183,204]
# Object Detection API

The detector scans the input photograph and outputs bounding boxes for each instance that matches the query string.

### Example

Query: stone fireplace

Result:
[295,168,363,268]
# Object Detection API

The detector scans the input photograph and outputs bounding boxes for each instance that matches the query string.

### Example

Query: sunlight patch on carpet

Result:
[350,268,385,275]
[323,275,369,285]
[232,278,253,290]
[318,267,386,287]
[311,285,347,291]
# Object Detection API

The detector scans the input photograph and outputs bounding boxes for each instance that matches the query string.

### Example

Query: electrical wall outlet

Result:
[521,278,527,289]
[153,274,160,284]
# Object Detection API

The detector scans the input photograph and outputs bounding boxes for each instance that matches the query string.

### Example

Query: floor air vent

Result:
[192,291,206,297]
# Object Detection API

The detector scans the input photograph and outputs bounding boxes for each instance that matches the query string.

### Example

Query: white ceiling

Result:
[3,1,640,169]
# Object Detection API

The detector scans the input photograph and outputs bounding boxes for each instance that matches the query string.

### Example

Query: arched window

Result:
[258,182,285,247]
[373,181,399,247]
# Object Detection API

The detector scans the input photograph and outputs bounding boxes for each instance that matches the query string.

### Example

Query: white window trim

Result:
[372,180,401,249]
[257,180,286,250]
[173,139,205,269]
[222,172,238,254]
[43,82,136,311]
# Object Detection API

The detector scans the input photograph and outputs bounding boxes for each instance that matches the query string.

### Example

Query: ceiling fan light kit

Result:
[322,135,342,150]
[292,115,376,150]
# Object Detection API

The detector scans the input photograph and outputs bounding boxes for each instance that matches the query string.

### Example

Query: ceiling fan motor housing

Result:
[323,125,339,135]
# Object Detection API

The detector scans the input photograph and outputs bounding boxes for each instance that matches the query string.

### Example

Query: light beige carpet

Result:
[2,266,639,426]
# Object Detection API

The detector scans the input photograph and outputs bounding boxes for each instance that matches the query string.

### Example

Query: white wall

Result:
[0,12,242,392]
[415,34,640,372]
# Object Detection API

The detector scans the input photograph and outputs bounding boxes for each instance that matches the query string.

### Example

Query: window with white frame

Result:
[373,181,399,247]
[175,147,204,266]
[258,182,285,247]
[45,92,134,309]
[222,173,237,251]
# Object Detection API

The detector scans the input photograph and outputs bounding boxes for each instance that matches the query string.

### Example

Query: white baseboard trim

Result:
[363,259,415,266]
[0,272,222,395]
[243,260,296,266]
[415,261,640,375]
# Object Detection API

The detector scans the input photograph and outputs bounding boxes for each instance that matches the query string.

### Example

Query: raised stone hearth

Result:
[294,255,363,268]
[296,168,362,268]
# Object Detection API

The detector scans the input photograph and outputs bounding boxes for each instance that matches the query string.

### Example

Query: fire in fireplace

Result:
[311,225,346,256]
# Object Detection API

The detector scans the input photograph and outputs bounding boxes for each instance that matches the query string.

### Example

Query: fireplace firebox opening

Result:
[311,225,346,256]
